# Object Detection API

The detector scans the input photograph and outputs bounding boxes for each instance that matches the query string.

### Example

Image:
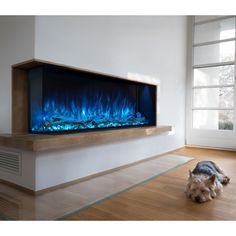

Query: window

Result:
[192,16,236,130]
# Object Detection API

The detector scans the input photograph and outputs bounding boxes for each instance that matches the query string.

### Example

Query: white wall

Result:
[0,16,35,133]
[33,16,187,190]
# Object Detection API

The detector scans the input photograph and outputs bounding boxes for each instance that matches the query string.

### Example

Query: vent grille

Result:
[0,151,21,175]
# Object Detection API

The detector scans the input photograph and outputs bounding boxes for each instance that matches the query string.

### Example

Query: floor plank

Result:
[66,147,236,220]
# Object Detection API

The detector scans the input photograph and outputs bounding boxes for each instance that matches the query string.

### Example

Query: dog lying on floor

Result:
[185,161,230,203]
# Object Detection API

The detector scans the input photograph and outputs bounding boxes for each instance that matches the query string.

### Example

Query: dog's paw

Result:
[222,176,230,185]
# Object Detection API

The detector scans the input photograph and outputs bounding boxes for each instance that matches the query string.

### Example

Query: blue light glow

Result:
[31,93,148,132]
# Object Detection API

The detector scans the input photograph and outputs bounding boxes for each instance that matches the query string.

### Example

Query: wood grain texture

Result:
[0,126,171,151]
[12,68,28,134]
[66,147,236,220]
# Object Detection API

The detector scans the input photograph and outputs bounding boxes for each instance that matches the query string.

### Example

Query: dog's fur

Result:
[186,161,230,203]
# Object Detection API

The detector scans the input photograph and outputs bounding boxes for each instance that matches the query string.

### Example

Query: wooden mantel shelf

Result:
[0,126,171,152]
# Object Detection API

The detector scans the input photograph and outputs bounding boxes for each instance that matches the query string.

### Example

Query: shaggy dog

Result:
[186,161,230,203]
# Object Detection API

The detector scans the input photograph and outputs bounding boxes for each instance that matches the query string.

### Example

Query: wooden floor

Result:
[66,147,236,220]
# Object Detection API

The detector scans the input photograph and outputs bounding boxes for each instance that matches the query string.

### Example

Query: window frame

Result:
[191,15,236,132]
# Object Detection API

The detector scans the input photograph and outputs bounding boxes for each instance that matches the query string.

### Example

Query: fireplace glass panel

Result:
[28,65,156,133]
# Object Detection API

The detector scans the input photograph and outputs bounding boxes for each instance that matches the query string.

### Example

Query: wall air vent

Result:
[0,150,21,175]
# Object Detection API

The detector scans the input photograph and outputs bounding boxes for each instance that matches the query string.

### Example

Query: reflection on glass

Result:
[194,18,235,44]
[193,110,234,130]
[194,66,234,86]
[194,41,235,65]
[0,195,21,220]
[193,87,234,108]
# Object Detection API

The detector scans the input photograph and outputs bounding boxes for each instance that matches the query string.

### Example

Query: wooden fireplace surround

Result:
[0,59,171,152]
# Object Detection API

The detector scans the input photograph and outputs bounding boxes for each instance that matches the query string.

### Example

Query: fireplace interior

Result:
[28,65,156,133]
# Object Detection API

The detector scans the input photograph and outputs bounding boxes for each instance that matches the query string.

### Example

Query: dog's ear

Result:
[207,174,216,184]
[189,170,193,178]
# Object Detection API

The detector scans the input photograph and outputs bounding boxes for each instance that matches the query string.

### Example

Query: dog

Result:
[185,161,230,203]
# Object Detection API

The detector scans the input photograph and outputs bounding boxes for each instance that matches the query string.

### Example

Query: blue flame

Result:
[31,93,148,132]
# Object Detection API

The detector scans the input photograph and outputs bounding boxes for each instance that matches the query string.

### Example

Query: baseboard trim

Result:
[185,144,236,152]
[36,146,185,195]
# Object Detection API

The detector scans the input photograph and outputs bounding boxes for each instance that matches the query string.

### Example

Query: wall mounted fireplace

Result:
[27,64,156,133]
